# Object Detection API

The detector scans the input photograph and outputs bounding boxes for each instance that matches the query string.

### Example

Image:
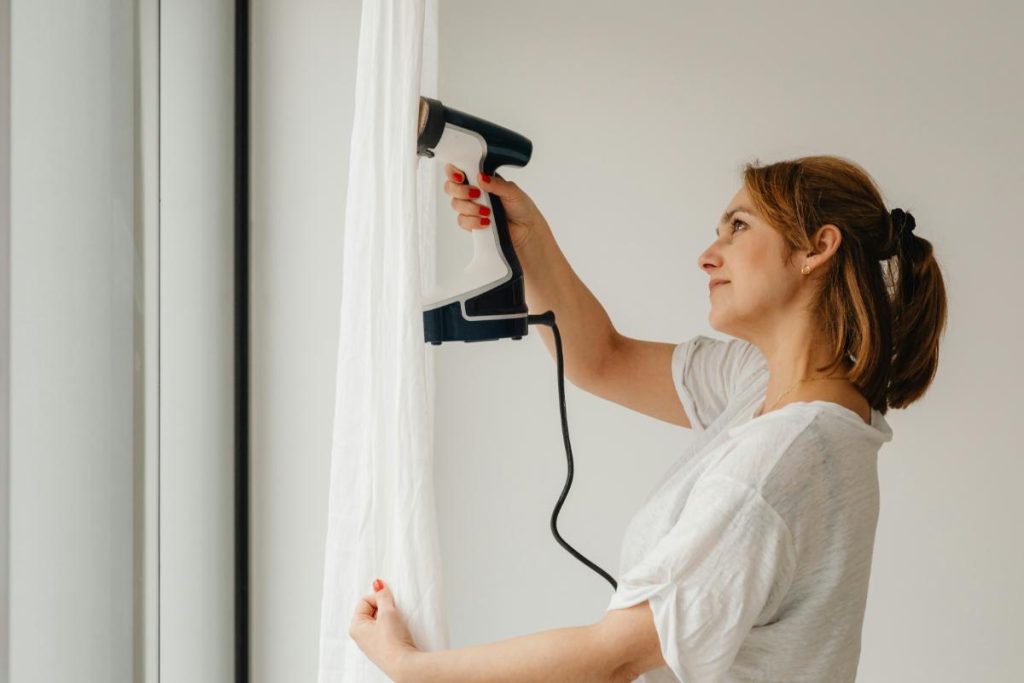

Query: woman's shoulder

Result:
[697,410,882,530]
[703,402,885,487]
[698,409,820,488]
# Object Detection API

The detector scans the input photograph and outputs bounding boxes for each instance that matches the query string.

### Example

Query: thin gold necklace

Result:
[756,376,851,417]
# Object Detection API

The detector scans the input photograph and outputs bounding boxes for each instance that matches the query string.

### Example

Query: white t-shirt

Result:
[606,334,893,683]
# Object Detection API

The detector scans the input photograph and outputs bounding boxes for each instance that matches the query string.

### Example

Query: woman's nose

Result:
[698,247,720,273]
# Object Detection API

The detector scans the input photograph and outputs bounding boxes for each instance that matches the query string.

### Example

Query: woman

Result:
[351,155,948,682]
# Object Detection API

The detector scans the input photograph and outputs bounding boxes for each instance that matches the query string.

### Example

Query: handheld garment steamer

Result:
[417,96,617,590]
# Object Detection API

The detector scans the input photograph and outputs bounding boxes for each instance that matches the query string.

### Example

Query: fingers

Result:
[451,195,490,218]
[443,178,483,200]
[456,213,490,231]
[349,580,392,637]
[443,164,487,198]
[444,164,491,231]
[360,593,378,611]
[450,192,491,231]
[353,593,378,625]
[444,163,467,184]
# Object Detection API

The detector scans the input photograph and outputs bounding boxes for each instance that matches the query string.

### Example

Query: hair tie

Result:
[883,208,916,259]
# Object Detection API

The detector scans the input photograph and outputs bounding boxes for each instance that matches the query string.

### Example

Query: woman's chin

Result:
[707,309,734,335]
[708,310,724,331]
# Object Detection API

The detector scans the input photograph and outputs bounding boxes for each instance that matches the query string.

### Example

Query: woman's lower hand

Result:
[349,579,420,680]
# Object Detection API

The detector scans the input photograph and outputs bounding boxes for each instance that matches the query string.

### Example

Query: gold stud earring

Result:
[801,263,811,275]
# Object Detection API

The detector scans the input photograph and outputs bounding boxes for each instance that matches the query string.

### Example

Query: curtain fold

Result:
[317,0,444,679]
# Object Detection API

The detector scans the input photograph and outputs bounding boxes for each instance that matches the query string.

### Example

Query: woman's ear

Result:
[808,223,842,262]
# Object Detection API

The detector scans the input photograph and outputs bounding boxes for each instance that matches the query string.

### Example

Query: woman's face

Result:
[697,186,804,340]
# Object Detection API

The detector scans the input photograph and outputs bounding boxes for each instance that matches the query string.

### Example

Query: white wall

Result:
[8,1,136,680]
[250,1,359,679]
[5,2,235,680]
[252,1,1024,679]
[160,0,237,680]
[0,0,10,675]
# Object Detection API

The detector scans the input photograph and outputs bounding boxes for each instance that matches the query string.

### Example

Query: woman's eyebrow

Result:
[720,205,754,222]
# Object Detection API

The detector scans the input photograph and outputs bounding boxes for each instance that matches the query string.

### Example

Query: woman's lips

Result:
[710,281,730,293]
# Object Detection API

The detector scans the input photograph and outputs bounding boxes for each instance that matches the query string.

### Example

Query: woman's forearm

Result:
[397,623,624,683]
[518,222,620,390]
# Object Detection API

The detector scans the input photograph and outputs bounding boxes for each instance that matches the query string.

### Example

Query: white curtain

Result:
[317,0,445,679]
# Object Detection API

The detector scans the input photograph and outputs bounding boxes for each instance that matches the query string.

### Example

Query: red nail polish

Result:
[469,188,480,198]
[479,206,490,216]
[373,578,383,592]
[480,173,491,183]
[481,218,490,226]
[453,172,463,182]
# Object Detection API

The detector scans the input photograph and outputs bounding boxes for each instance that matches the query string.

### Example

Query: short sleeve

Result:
[606,474,796,683]
[671,334,766,432]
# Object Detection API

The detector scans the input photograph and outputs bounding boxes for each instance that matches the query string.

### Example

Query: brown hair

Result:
[740,155,948,416]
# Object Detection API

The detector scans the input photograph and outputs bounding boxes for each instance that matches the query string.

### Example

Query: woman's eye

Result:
[732,219,747,231]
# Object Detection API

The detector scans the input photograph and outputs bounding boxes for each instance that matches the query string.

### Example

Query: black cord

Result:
[527,311,618,591]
